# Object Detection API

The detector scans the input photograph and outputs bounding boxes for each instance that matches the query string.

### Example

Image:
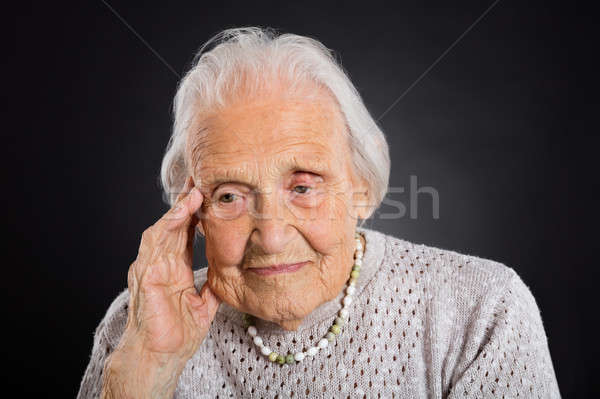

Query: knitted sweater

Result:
[77,227,561,398]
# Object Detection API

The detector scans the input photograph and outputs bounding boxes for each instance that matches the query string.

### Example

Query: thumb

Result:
[186,281,222,331]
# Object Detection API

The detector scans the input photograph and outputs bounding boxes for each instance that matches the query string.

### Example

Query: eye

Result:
[293,185,311,194]
[219,193,237,203]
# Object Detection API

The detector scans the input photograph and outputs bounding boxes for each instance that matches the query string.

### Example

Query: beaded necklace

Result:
[242,231,364,365]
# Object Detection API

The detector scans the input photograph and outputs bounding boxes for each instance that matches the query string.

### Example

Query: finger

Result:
[168,176,195,219]
[174,176,194,204]
[186,282,222,330]
[199,280,222,307]
[137,187,203,263]
[161,184,204,231]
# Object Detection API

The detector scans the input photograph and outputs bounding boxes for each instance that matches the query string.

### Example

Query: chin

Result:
[267,291,319,321]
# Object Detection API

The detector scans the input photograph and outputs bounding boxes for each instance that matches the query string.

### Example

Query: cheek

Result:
[297,194,353,256]
[203,218,249,266]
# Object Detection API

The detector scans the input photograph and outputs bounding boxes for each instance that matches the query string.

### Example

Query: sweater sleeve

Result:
[447,271,561,398]
[76,288,129,399]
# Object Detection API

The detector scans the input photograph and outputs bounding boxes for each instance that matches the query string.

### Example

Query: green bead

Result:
[268,352,278,362]
[285,354,295,364]
[330,324,341,335]
[350,270,360,279]
[326,331,336,341]
[352,265,361,272]
[276,354,285,364]
[335,316,345,326]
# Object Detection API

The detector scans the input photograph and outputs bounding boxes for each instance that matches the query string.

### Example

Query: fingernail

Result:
[190,187,201,202]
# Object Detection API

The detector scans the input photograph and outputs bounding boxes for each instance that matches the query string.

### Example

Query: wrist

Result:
[102,339,187,399]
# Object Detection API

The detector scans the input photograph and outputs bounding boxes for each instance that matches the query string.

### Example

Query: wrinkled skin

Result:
[123,177,220,356]
[188,84,370,331]
[102,178,221,399]
[102,82,371,398]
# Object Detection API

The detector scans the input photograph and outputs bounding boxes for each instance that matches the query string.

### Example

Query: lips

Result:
[249,261,309,276]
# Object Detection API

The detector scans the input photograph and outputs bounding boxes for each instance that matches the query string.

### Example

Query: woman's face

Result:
[188,88,369,331]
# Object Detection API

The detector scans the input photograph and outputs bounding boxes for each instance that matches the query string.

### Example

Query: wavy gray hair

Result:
[159,26,390,220]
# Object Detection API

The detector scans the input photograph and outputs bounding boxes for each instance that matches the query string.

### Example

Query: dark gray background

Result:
[9,0,597,396]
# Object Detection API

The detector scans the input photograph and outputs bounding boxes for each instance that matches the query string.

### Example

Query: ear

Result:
[350,172,372,220]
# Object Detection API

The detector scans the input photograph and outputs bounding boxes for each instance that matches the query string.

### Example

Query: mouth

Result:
[249,261,309,276]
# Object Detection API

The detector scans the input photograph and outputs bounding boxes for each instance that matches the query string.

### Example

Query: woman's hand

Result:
[101,177,222,399]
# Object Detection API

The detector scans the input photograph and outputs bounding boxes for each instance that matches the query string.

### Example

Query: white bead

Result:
[343,296,353,306]
[339,308,349,318]
[294,352,305,361]
[318,338,329,349]
[261,346,272,356]
[355,252,363,260]
[354,258,363,267]
[307,347,319,356]
[346,286,356,295]
[253,336,263,346]
[247,326,257,336]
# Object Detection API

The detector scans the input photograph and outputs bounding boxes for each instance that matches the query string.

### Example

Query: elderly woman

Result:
[77,27,560,398]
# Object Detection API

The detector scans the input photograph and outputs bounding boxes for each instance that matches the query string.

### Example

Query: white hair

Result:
[159,26,390,220]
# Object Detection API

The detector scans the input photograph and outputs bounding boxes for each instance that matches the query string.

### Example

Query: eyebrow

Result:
[200,158,331,188]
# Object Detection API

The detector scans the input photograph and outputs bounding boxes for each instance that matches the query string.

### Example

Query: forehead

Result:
[190,92,349,181]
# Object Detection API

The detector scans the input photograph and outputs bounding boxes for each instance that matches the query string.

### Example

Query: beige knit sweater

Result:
[77,227,561,398]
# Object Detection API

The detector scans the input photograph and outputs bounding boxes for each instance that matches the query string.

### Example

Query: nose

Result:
[250,190,295,254]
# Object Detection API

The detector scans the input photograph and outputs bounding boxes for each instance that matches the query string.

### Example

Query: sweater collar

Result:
[216,226,387,334]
